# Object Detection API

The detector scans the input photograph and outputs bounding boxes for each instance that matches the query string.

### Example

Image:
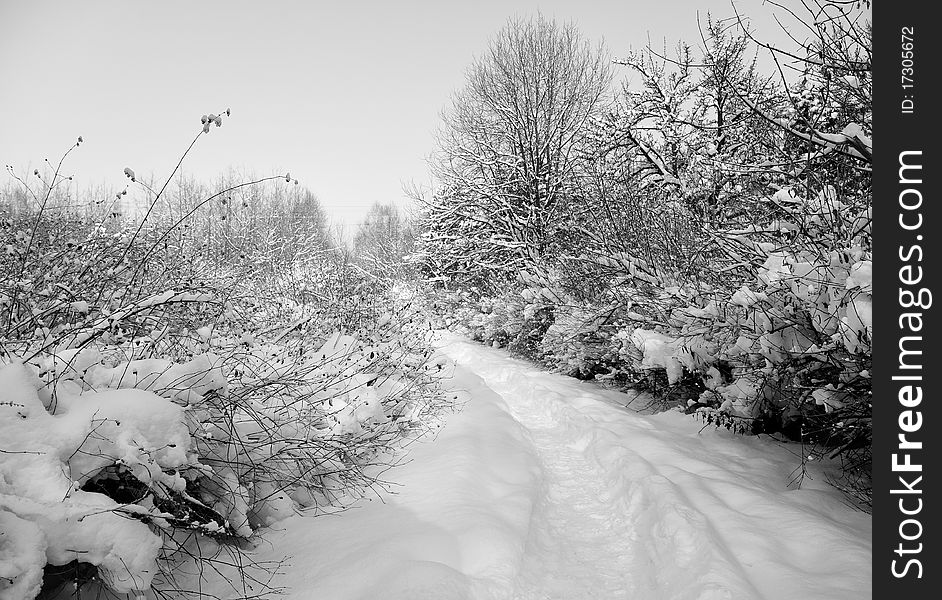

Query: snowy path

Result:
[198,337,871,600]
[502,393,642,599]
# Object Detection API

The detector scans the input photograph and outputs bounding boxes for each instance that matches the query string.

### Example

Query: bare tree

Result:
[420,14,611,289]
[353,202,415,281]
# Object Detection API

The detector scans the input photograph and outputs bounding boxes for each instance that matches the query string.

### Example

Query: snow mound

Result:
[1,362,175,599]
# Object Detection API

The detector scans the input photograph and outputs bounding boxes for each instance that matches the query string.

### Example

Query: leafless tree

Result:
[353,202,415,281]
[420,15,611,289]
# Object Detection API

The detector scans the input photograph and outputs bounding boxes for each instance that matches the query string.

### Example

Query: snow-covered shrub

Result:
[1,121,449,599]
[0,362,181,598]
[538,302,623,379]
[581,181,872,506]
[445,286,554,363]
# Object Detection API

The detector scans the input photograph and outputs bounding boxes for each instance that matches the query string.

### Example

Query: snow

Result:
[87,352,228,404]
[840,123,872,154]
[629,329,685,384]
[846,260,872,291]
[729,285,768,308]
[0,510,46,600]
[0,362,192,598]
[186,336,871,600]
[69,300,90,314]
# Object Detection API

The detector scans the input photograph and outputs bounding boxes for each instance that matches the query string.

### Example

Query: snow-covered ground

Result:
[198,335,872,600]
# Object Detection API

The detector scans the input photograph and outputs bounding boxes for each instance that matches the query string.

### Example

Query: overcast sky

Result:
[1,0,784,229]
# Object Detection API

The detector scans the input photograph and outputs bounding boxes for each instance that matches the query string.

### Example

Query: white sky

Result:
[0,0,785,230]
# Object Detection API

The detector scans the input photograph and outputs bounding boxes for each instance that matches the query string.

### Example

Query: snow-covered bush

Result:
[445,286,554,362]
[1,120,449,599]
[537,302,623,379]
